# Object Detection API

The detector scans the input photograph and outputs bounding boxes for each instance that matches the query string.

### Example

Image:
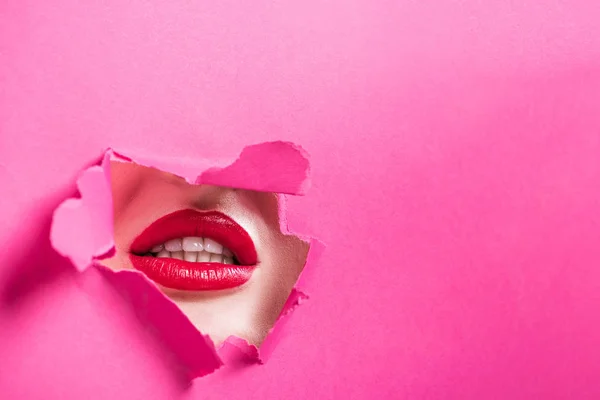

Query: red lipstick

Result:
[129,210,257,291]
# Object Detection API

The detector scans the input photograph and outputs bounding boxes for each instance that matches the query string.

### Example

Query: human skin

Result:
[100,160,309,346]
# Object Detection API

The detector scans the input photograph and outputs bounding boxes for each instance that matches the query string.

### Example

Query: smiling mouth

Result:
[129,210,258,291]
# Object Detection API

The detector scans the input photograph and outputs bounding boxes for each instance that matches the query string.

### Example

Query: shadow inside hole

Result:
[102,160,310,349]
[2,155,312,381]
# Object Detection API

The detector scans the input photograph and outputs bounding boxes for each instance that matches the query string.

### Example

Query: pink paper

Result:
[47,143,321,377]
[2,1,600,399]
[51,152,115,271]
[95,265,223,379]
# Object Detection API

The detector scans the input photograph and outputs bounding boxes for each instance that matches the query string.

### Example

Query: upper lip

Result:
[130,209,258,265]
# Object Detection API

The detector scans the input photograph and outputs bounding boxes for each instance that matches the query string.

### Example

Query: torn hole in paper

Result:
[50,141,324,379]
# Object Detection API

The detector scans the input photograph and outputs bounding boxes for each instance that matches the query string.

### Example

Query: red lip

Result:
[129,209,258,291]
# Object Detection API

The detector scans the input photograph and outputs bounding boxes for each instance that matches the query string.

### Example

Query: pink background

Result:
[2,1,600,398]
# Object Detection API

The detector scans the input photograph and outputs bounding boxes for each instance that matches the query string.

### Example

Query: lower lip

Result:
[128,209,258,291]
[129,255,255,291]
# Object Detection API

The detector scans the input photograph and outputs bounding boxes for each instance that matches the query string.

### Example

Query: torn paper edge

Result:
[50,151,115,271]
[94,264,223,379]
[49,141,324,378]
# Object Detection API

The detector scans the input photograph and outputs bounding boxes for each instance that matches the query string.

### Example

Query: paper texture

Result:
[48,143,321,377]
[2,1,600,398]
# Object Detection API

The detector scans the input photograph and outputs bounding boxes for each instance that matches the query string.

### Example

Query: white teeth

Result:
[151,244,164,253]
[153,237,229,255]
[197,251,211,262]
[203,238,223,254]
[150,237,236,264]
[210,253,223,263]
[184,251,198,262]
[164,238,183,252]
[153,249,235,264]
[157,250,170,258]
[182,237,204,252]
